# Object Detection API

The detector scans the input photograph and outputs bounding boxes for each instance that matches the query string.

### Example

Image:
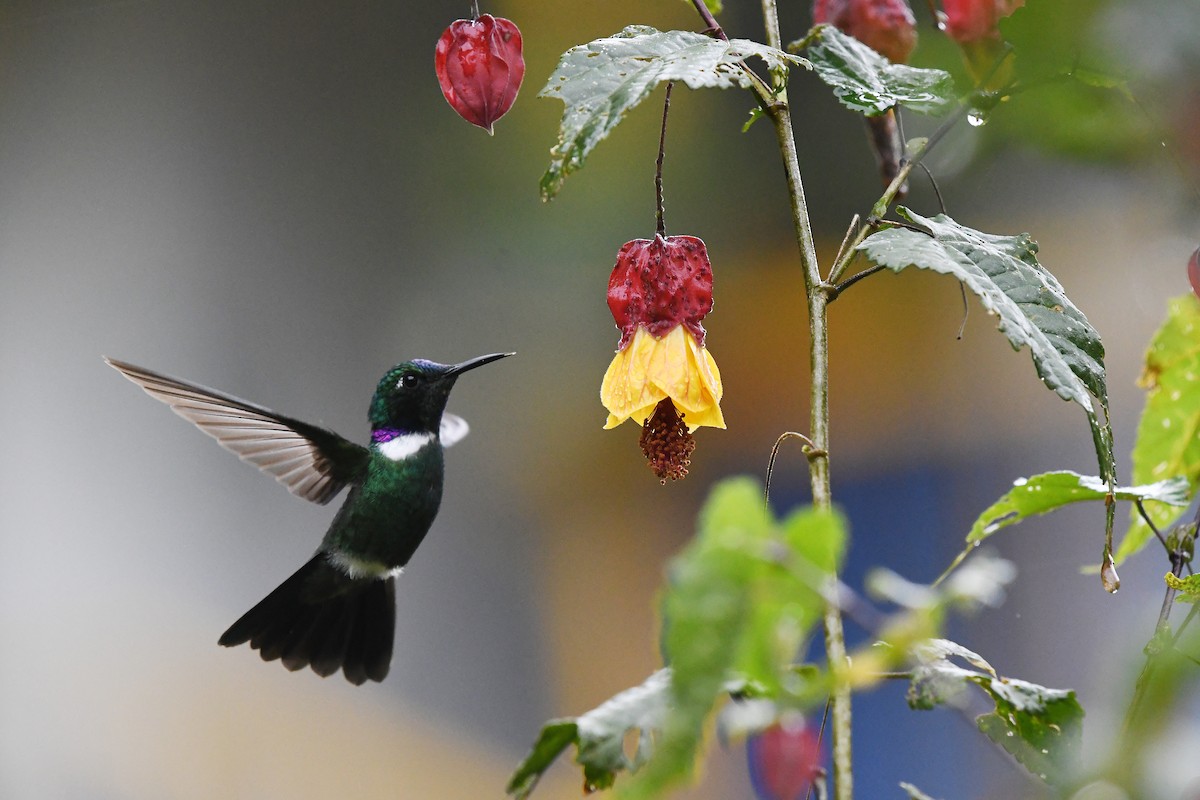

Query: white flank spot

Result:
[327,551,404,580]
[440,413,470,448]
[378,432,435,461]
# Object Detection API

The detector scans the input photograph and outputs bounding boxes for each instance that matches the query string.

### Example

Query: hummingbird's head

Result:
[368,352,513,434]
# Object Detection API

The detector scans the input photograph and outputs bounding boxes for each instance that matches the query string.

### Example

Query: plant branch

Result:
[764,431,821,505]
[826,101,971,286]
[687,0,845,792]
[830,265,887,301]
[1122,503,1200,740]
[689,0,726,38]
[748,0,847,795]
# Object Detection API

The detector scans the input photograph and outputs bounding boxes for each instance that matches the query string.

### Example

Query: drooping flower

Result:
[600,234,725,482]
[812,0,917,64]
[434,13,524,134]
[746,716,823,800]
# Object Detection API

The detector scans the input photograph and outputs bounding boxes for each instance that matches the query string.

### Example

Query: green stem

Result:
[826,100,971,286]
[756,0,848,796]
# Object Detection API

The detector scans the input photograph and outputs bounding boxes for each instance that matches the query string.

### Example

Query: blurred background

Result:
[1,0,1198,798]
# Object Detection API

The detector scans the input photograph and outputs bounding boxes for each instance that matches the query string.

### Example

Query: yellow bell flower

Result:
[600,325,725,432]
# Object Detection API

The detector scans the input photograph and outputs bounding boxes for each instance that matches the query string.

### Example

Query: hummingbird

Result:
[106,352,513,685]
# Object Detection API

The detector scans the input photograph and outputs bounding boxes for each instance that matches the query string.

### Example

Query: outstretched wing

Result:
[106,358,370,504]
[440,413,469,447]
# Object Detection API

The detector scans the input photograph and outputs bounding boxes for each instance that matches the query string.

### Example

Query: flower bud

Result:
[746,717,822,800]
[1188,246,1200,301]
[941,0,1024,85]
[813,0,917,64]
[434,14,524,134]
[942,0,1023,45]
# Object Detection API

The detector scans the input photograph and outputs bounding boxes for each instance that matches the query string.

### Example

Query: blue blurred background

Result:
[1,1,1198,798]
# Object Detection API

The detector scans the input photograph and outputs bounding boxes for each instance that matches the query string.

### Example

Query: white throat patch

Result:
[378,432,436,461]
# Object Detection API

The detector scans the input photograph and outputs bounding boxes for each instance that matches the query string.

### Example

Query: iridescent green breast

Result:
[321,442,444,569]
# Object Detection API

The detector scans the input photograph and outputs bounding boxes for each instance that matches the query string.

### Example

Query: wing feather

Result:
[106,358,369,504]
[439,413,470,448]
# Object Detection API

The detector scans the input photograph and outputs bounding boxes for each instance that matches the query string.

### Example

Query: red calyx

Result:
[813,0,917,63]
[435,14,525,134]
[607,234,714,350]
[746,719,822,800]
[942,0,1024,44]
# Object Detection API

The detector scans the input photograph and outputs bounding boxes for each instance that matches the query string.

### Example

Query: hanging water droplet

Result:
[1101,555,1120,594]
[967,110,989,127]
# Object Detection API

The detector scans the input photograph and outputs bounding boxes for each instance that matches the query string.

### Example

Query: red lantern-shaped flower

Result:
[434,13,524,134]
[600,234,725,482]
[746,717,823,800]
[813,0,917,64]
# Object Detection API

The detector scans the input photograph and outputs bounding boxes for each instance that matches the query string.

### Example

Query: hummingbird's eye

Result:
[400,373,420,388]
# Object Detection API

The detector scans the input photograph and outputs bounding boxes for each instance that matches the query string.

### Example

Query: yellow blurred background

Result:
[1,0,1198,798]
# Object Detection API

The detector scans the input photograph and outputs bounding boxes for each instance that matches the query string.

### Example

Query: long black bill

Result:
[446,352,514,376]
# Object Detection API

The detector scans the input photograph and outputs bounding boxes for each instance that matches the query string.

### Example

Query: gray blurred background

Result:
[1,1,1198,798]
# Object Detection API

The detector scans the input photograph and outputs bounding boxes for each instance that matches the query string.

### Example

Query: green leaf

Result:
[1123,295,1200,561]
[799,24,955,116]
[509,480,845,798]
[907,639,998,711]
[622,479,792,799]
[506,670,673,798]
[1166,572,1200,604]
[538,27,807,200]
[965,471,1190,546]
[507,721,580,799]
[976,679,1083,785]
[736,505,847,696]
[859,209,1106,410]
[908,640,1083,785]
[785,505,848,574]
[685,0,723,14]
[857,209,1116,518]
[1000,0,1111,82]
[985,0,1158,163]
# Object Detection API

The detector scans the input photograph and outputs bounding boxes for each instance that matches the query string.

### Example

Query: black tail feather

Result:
[218,554,397,684]
[342,579,396,685]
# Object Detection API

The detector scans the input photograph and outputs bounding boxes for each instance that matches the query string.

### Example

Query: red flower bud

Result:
[746,718,822,800]
[1189,246,1200,301]
[434,14,524,134]
[607,234,714,350]
[942,0,1024,45]
[813,0,917,64]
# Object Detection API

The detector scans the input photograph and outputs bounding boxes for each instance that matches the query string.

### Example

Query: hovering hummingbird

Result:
[106,352,513,685]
